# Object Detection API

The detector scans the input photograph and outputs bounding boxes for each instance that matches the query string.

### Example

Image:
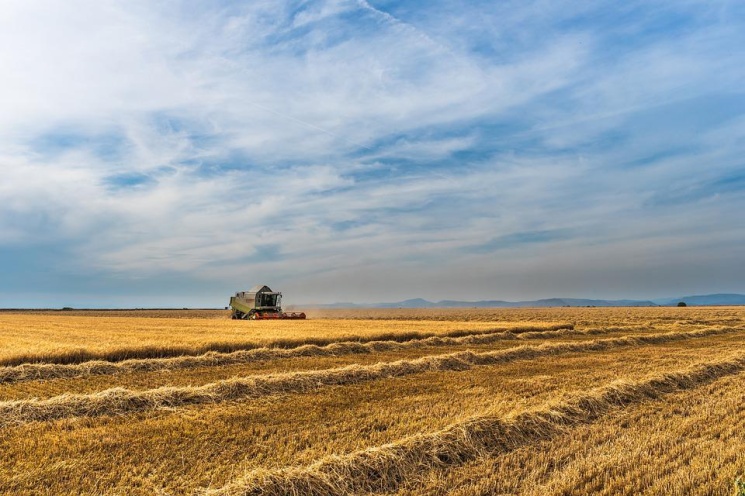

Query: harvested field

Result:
[0,314,565,366]
[0,307,743,495]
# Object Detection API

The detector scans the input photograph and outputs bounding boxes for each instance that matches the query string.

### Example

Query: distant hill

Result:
[312,297,656,309]
[654,293,745,306]
[309,293,745,308]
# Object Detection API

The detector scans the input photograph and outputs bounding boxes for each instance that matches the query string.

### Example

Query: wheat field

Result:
[0,307,743,495]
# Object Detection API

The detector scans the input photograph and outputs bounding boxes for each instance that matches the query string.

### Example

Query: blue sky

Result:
[1,0,744,307]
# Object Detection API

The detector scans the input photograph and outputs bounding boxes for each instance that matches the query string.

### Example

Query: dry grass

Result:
[3,324,642,385]
[1,339,737,492]
[395,374,745,496]
[0,314,563,366]
[305,306,745,326]
[0,326,737,426]
[207,352,745,496]
[0,307,743,495]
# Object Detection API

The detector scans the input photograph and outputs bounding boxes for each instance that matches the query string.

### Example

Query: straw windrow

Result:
[204,353,745,496]
[0,324,637,385]
[0,323,574,367]
[0,326,739,427]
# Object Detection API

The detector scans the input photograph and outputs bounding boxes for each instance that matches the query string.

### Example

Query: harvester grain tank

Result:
[229,285,306,320]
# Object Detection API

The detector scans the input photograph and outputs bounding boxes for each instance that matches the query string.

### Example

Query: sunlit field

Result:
[0,307,743,495]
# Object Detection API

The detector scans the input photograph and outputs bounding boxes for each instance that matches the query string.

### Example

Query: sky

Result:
[1,0,744,307]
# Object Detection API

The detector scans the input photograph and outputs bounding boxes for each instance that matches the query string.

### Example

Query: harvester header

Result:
[229,285,306,320]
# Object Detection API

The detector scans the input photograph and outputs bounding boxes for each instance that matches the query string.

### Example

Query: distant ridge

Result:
[310,294,745,308]
[652,293,745,306]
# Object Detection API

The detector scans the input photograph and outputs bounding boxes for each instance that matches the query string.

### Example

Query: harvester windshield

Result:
[259,293,280,307]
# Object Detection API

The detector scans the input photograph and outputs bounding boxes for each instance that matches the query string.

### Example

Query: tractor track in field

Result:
[0,326,740,427]
[0,325,636,385]
[203,352,745,496]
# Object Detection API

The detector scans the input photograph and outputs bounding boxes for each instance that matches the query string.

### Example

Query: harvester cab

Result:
[229,285,306,320]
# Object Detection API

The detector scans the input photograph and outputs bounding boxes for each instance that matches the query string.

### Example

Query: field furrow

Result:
[0,327,740,426]
[1,336,741,495]
[0,325,641,385]
[206,353,745,496]
[395,374,745,496]
[0,308,742,495]
[0,316,570,366]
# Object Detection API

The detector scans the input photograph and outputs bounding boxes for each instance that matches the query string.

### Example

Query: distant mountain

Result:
[306,293,745,308]
[655,293,745,306]
[381,298,435,308]
[443,298,653,308]
[311,297,658,309]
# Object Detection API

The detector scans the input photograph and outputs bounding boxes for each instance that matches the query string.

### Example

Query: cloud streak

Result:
[0,0,744,306]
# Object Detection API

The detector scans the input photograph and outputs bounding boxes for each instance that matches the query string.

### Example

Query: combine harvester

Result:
[229,285,306,320]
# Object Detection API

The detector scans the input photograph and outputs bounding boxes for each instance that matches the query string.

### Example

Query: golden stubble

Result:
[0,306,742,495]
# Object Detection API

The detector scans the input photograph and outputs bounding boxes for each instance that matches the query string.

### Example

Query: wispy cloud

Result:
[0,0,744,306]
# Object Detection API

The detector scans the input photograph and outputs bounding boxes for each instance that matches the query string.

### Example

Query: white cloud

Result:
[0,0,744,304]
